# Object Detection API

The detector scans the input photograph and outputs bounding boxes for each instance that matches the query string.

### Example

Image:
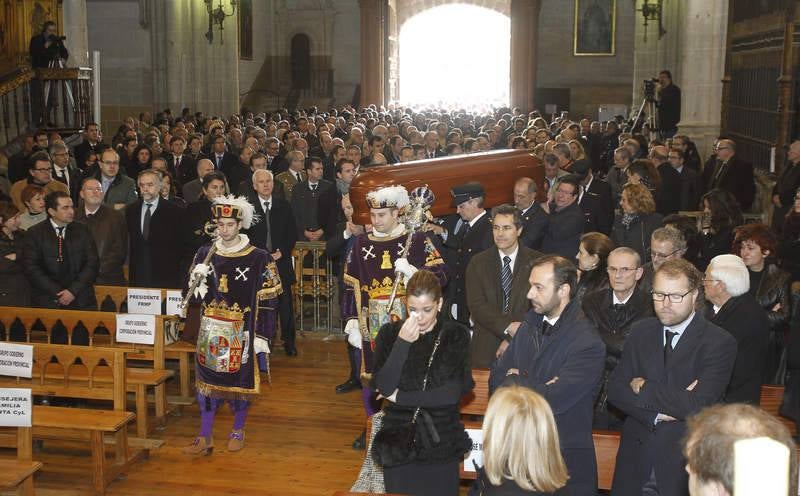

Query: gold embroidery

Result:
[218,274,229,293]
[381,250,392,269]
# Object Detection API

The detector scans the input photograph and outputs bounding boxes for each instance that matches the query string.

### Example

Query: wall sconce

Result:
[204,0,237,44]
[638,0,666,42]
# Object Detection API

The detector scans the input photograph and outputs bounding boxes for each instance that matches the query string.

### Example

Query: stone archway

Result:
[395,0,509,30]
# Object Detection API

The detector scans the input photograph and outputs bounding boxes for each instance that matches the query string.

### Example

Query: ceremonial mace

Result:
[385,186,436,314]
[180,221,220,311]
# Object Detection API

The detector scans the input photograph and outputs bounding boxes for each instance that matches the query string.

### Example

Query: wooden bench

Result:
[0,344,145,495]
[0,307,173,438]
[0,426,42,496]
[759,384,798,436]
[95,285,196,402]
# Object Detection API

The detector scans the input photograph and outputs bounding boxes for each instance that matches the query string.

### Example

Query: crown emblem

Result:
[203,300,250,320]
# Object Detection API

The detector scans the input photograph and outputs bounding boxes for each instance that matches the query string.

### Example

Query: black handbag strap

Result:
[411,327,444,423]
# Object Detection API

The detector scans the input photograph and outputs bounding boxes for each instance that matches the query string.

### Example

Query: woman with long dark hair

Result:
[574,232,614,304]
[696,188,743,271]
[371,270,474,496]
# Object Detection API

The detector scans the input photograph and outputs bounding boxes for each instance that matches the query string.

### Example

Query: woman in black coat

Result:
[611,183,663,264]
[574,232,614,304]
[734,223,791,383]
[371,270,473,496]
[696,189,742,271]
[0,202,30,307]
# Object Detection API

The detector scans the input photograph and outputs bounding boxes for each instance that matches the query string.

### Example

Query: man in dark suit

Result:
[607,258,737,496]
[771,140,800,232]
[205,135,238,173]
[490,255,605,496]
[72,122,103,172]
[291,157,333,241]
[445,182,493,325]
[75,178,127,285]
[652,145,682,216]
[422,131,444,159]
[702,139,755,210]
[22,190,99,309]
[247,169,299,356]
[166,135,197,188]
[126,170,186,288]
[703,254,768,404]
[574,160,613,235]
[49,142,81,203]
[265,137,288,175]
[668,147,702,211]
[467,204,540,368]
[541,175,585,259]
[513,177,548,249]
[583,247,654,429]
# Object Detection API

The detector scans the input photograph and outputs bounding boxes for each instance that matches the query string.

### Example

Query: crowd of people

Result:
[1,97,800,495]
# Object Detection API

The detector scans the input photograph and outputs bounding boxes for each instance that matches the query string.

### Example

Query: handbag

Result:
[372,328,444,467]
[351,411,386,493]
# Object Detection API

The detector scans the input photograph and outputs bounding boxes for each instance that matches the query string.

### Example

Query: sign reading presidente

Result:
[166,290,183,316]
[463,428,483,472]
[0,343,33,378]
[127,288,163,315]
[115,314,156,345]
[0,388,32,427]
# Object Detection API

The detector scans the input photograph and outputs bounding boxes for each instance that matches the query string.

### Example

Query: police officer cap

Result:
[450,182,485,206]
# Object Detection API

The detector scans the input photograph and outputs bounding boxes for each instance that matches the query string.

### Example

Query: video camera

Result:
[642,78,658,101]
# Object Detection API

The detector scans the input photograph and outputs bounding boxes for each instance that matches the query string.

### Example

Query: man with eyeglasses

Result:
[9,151,68,213]
[607,258,736,496]
[74,178,128,285]
[49,142,81,203]
[541,175,585,260]
[701,138,755,210]
[703,254,768,404]
[582,247,653,430]
[87,148,137,210]
[638,226,687,295]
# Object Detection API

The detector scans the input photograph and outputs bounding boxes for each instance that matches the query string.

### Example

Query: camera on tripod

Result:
[48,34,67,44]
[642,78,659,101]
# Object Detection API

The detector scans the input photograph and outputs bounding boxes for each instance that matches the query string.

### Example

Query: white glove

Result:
[394,258,418,282]
[345,319,363,349]
[191,263,211,299]
[254,336,271,355]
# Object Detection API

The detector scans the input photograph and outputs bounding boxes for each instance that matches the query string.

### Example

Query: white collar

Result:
[469,209,487,228]
[143,197,159,209]
[712,304,721,314]
[372,223,405,238]
[613,289,634,305]
[498,244,519,263]
[85,204,101,216]
[259,195,272,205]
[665,311,695,336]
[543,315,560,327]
[50,218,66,231]
[520,201,535,215]
[214,234,250,255]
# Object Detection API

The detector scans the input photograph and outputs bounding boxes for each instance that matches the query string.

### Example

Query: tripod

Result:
[631,97,659,143]
[42,57,75,126]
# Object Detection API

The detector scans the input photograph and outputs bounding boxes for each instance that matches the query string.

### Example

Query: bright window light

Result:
[398,4,510,110]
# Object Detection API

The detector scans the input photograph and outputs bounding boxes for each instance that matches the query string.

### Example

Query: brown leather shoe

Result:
[228,430,245,452]
[182,436,213,456]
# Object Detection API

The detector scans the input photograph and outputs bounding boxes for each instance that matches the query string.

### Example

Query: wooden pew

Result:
[0,307,173,438]
[0,426,42,496]
[759,384,798,436]
[94,285,196,402]
[0,344,145,495]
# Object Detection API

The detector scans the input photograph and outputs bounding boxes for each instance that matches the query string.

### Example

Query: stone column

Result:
[509,0,541,111]
[631,1,685,108]
[677,0,729,159]
[359,0,385,108]
[62,0,89,67]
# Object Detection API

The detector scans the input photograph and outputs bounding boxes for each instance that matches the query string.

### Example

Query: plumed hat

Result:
[366,185,410,210]
[211,195,257,229]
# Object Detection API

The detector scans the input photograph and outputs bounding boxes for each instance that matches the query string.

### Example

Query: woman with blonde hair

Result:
[470,386,568,495]
[568,139,587,162]
[611,183,663,263]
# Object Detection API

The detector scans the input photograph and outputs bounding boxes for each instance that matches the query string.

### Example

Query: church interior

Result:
[0,0,799,495]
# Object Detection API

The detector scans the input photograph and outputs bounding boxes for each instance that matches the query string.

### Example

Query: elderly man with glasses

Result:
[701,139,755,211]
[638,226,687,295]
[607,258,736,496]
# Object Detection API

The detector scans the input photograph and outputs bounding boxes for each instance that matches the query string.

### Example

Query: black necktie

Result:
[263,200,272,252]
[143,203,152,240]
[664,329,678,364]
[712,162,727,187]
[542,320,552,336]
[175,156,181,175]
[311,183,317,192]
[56,226,65,262]
[501,256,512,313]
[295,172,302,183]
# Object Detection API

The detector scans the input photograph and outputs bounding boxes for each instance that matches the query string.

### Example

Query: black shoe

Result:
[285,346,298,357]
[352,430,366,450]
[335,379,362,394]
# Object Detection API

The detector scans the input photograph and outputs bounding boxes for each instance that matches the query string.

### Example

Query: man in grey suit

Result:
[466,204,541,368]
[181,159,214,203]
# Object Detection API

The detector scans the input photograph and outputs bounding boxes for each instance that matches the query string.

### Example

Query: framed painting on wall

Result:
[573,0,616,56]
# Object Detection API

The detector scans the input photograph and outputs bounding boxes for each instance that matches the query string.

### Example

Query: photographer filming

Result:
[657,69,681,139]
[29,21,69,126]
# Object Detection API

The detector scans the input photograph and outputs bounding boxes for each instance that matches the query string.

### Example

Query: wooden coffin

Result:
[350,149,544,224]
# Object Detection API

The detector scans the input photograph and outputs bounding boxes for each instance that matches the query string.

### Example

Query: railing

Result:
[0,66,94,147]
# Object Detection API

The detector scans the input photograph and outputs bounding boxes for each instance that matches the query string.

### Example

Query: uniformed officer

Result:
[444,182,493,325]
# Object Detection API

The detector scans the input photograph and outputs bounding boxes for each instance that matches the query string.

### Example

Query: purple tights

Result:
[197,393,249,438]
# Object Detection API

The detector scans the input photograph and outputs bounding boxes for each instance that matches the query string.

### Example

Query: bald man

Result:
[702,139,755,210]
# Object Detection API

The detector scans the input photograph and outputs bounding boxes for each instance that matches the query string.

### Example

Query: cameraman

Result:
[29,21,68,68]
[657,70,681,139]
[29,21,69,127]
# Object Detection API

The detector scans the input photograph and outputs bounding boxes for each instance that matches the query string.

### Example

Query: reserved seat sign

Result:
[0,388,31,427]
[127,288,163,315]
[0,343,33,379]
[116,314,156,345]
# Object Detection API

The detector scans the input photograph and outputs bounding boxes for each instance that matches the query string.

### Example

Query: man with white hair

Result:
[703,254,769,404]
[341,184,448,449]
